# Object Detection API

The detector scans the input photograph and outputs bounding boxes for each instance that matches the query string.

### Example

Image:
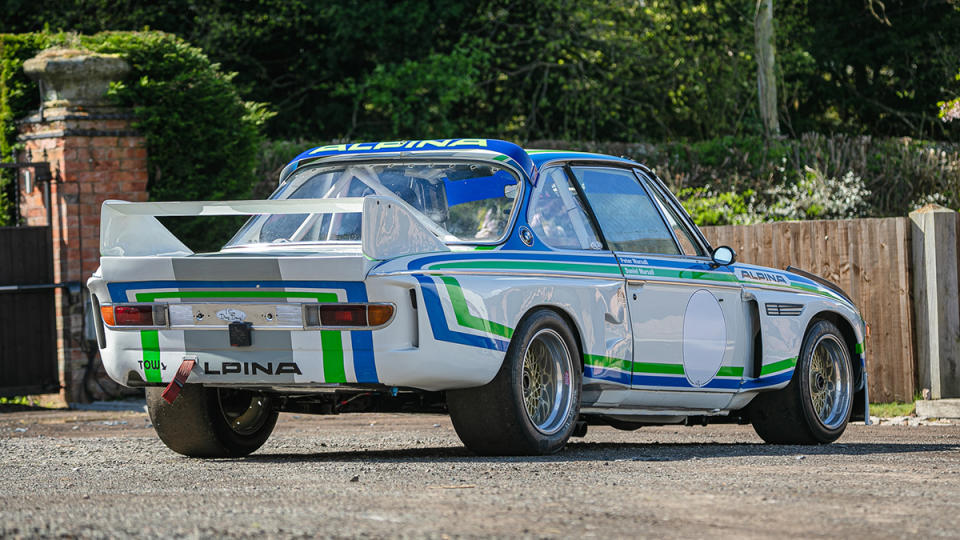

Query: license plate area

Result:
[167,303,303,329]
[228,321,253,346]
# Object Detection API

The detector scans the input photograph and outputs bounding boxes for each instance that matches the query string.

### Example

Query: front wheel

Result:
[749,319,854,444]
[447,309,582,455]
[146,385,278,457]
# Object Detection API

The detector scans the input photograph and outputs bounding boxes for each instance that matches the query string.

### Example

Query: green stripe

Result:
[135,290,346,384]
[474,245,496,251]
[633,361,685,375]
[716,366,744,377]
[855,342,864,354]
[430,260,621,276]
[584,355,746,379]
[583,354,631,372]
[760,357,797,376]
[138,290,334,301]
[140,330,162,383]
[438,276,514,339]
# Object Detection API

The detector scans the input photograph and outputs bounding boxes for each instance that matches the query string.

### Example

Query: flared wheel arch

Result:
[512,305,586,375]
[805,310,864,391]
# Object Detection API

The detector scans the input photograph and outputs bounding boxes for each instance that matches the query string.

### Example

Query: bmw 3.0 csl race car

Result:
[88,138,869,457]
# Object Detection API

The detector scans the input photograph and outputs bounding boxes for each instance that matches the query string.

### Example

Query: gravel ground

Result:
[1,408,959,539]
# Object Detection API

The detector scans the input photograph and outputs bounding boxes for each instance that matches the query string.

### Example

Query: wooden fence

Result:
[702,218,914,402]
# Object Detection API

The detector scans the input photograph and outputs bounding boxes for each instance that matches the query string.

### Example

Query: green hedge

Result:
[529,135,960,225]
[0,31,270,249]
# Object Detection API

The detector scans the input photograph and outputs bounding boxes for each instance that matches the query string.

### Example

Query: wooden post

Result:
[909,205,960,399]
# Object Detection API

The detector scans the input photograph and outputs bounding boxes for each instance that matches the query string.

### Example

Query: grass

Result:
[870,401,916,418]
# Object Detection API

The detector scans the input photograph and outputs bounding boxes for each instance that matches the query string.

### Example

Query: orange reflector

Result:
[100,305,115,326]
[367,304,394,326]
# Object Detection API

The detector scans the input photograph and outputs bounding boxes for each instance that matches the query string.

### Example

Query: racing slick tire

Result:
[749,319,854,444]
[146,385,278,457]
[447,309,581,456]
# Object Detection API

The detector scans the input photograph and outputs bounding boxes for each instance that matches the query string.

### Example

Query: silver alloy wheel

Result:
[807,334,852,430]
[217,389,273,436]
[521,328,575,435]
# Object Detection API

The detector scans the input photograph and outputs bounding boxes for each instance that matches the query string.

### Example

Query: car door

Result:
[570,165,746,411]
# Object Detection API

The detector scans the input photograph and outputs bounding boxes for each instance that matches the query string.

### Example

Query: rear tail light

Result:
[304,303,394,328]
[100,304,168,327]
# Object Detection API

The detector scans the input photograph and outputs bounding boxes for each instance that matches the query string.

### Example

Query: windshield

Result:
[226,160,520,247]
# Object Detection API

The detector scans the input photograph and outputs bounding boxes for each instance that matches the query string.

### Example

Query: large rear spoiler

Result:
[100,195,450,260]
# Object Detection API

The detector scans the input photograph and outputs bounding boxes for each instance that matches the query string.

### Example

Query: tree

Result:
[754,0,779,136]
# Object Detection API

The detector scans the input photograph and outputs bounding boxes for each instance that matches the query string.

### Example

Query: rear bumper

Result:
[88,274,506,392]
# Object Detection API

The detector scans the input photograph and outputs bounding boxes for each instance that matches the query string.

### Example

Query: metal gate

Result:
[0,226,59,396]
[0,158,60,397]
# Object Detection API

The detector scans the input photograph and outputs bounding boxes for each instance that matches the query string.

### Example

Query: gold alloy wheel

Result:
[217,389,273,436]
[808,334,852,430]
[521,328,575,435]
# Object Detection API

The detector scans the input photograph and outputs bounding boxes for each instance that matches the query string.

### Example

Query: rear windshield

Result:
[226,161,520,247]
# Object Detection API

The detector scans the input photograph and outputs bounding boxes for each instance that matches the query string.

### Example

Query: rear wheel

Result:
[447,309,581,455]
[750,319,853,444]
[146,385,278,457]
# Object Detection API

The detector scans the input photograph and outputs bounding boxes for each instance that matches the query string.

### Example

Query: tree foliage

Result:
[0,31,269,246]
[2,0,958,142]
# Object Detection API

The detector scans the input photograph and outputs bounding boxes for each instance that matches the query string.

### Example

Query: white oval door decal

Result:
[682,289,727,387]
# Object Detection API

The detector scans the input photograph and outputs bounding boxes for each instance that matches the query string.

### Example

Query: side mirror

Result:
[711,245,736,266]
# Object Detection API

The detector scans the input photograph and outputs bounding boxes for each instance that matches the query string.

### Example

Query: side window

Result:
[527,167,602,250]
[639,172,704,256]
[570,166,680,255]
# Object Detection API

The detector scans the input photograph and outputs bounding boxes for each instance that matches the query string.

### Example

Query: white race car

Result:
[88,139,868,457]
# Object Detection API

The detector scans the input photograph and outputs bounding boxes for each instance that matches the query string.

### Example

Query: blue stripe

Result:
[414,275,510,352]
[289,139,538,181]
[582,364,797,392]
[107,280,379,383]
[631,374,743,390]
[584,365,631,385]
[739,369,795,389]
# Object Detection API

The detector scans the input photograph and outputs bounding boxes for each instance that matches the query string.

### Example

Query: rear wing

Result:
[100,195,450,260]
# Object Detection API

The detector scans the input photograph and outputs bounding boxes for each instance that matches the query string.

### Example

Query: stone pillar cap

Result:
[910,203,956,215]
[23,48,130,108]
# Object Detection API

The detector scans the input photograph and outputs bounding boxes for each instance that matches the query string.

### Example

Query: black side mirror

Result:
[711,245,736,266]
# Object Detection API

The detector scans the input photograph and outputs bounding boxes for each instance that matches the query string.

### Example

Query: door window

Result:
[527,167,602,250]
[640,173,704,256]
[570,166,679,255]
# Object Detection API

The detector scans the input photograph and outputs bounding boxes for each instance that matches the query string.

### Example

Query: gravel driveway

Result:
[2,407,959,538]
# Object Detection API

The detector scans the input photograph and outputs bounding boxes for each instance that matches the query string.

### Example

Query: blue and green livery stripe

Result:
[584,354,796,378]
[855,342,864,355]
[437,276,514,339]
[429,259,622,277]
[135,290,346,383]
[419,252,847,304]
[582,354,745,378]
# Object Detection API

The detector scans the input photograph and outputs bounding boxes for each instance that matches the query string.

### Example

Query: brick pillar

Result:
[17,49,148,403]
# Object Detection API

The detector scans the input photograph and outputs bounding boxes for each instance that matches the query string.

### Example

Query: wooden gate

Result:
[702,218,915,402]
[0,226,59,397]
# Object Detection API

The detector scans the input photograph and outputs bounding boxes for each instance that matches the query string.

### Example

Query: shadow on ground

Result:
[238,440,960,465]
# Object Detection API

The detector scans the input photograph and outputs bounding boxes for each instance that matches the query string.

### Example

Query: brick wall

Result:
[17,106,148,402]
